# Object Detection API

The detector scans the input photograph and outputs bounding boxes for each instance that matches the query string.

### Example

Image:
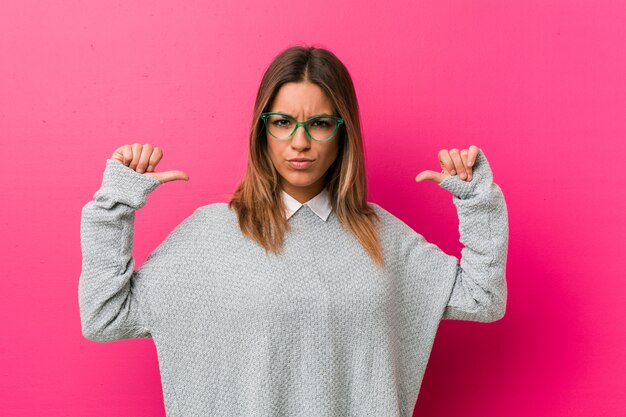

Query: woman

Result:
[79,46,508,417]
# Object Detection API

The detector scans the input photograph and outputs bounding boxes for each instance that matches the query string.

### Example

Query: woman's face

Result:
[266,81,340,204]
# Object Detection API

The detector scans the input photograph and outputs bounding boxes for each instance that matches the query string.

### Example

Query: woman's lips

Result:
[287,160,314,169]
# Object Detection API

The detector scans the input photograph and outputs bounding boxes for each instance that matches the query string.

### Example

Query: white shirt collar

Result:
[281,186,332,221]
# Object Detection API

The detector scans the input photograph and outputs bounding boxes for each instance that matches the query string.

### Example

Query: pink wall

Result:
[1,0,624,415]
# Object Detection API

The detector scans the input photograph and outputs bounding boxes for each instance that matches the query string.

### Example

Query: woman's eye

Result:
[311,120,331,129]
[273,119,291,127]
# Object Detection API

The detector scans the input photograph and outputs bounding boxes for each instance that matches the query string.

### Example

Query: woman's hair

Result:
[228,45,384,268]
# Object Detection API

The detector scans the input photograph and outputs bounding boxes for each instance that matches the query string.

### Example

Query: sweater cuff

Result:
[437,150,494,199]
[93,159,161,209]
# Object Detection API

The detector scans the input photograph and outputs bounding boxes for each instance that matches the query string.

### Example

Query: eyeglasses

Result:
[260,112,344,143]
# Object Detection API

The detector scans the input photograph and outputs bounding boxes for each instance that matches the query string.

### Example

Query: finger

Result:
[467,145,480,167]
[149,170,190,184]
[129,143,142,170]
[136,144,153,173]
[461,149,472,181]
[112,145,133,166]
[120,145,133,166]
[147,147,163,172]
[438,149,456,175]
[449,148,468,180]
[111,146,125,164]
[415,169,447,184]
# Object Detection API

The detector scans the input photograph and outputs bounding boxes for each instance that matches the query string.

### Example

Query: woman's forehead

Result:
[270,82,334,116]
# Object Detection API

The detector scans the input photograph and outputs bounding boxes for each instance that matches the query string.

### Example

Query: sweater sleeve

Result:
[437,150,509,322]
[78,159,161,342]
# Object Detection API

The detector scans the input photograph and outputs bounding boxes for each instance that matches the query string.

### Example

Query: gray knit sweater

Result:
[79,150,508,417]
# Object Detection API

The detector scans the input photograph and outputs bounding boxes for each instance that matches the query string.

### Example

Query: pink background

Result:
[1,0,624,416]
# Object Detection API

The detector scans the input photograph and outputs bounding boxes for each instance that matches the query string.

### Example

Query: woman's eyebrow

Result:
[274,112,335,119]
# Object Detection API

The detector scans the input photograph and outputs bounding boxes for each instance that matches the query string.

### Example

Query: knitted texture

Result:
[79,150,508,417]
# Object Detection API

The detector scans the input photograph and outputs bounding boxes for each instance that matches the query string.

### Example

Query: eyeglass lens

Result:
[266,115,339,141]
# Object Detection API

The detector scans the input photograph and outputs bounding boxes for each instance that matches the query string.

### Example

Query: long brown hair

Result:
[228,45,384,268]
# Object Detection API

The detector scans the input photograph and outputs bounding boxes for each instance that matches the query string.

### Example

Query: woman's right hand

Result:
[111,143,189,184]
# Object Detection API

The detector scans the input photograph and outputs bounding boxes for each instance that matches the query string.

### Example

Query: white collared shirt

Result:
[281,187,332,221]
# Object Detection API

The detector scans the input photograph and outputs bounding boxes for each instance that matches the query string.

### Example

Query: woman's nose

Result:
[290,125,311,149]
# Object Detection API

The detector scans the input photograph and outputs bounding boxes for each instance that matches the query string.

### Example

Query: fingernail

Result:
[460,172,466,179]
[468,160,474,167]
[137,168,144,173]
[147,165,154,172]
[451,170,456,175]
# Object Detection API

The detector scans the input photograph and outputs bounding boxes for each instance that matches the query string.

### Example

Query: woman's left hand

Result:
[415,145,481,185]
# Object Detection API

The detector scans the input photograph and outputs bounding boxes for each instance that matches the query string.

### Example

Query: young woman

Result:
[79,45,509,417]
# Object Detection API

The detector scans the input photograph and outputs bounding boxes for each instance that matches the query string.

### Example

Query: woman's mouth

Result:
[287,159,314,170]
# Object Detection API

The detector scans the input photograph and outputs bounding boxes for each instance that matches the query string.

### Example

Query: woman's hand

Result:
[111,143,189,184]
[415,145,481,185]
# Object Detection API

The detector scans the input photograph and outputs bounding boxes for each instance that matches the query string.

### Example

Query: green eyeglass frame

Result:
[260,112,344,143]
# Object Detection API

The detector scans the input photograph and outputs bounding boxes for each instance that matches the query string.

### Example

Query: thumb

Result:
[415,169,447,184]
[145,170,190,184]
